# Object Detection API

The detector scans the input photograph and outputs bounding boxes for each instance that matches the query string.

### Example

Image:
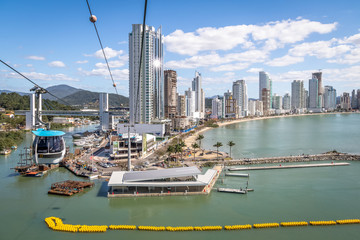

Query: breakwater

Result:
[199,152,360,166]
[44,217,360,233]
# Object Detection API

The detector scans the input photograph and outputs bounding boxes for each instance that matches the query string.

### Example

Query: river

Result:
[0,114,359,240]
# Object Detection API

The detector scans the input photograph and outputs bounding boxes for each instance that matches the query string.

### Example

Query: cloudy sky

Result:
[1,0,360,98]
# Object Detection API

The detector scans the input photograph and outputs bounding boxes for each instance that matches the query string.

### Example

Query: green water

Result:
[1,114,360,240]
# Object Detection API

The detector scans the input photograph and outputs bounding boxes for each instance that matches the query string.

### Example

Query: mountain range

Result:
[1,84,129,108]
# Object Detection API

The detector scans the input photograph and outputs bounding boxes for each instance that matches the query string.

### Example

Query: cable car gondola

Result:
[32,128,66,164]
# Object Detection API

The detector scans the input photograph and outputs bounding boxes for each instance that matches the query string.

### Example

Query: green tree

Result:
[191,143,199,161]
[166,145,175,159]
[227,141,236,158]
[177,140,186,160]
[213,142,223,160]
[196,134,204,153]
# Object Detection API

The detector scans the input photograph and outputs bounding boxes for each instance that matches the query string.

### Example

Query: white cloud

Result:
[166,50,267,70]
[76,60,88,64]
[93,47,124,59]
[210,62,250,72]
[26,64,33,67]
[247,68,263,73]
[48,61,66,68]
[78,67,129,81]
[26,56,45,61]
[328,48,360,64]
[7,71,78,81]
[165,18,337,55]
[95,60,125,69]
[266,55,304,67]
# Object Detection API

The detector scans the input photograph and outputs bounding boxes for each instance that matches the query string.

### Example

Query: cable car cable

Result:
[0,59,71,106]
[85,0,121,101]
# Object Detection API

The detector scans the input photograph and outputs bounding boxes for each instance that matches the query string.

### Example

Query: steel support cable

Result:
[134,0,148,124]
[85,0,122,103]
[0,59,71,106]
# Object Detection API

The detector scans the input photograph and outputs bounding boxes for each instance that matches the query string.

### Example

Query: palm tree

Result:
[191,143,199,161]
[227,141,235,158]
[174,144,182,160]
[213,142,223,160]
[178,140,186,160]
[167,145,175,159]
[196,134,204,154]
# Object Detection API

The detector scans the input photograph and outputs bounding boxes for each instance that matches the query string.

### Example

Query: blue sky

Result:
[1,0,360,98]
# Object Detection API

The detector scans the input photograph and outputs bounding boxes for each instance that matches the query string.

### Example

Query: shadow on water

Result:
[97,180,109,197]
[6,172,19,178]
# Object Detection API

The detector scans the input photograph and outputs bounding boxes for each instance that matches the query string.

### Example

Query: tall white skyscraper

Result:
[192,71,205,117]
[291,80,305,109]
[272,94,282,110]
[129,24,163,124]
[309,78,319,108]
[232,80,248,116]
[185,88,195,117]
[259,71,272,108]
[211,96,223,119]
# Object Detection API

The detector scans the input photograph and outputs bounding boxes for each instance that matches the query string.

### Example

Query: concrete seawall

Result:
[198,153,360,166]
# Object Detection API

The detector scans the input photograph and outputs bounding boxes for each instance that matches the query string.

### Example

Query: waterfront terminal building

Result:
[108,166,217,197]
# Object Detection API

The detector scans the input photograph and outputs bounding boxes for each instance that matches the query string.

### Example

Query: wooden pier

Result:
[228,162,350,171]
[48,180,94,196]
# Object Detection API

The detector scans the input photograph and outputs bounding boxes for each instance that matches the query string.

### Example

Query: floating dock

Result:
[217,188,254,194]
[228,162,349,171]
[48,180,94,196]
[225,173,249,177]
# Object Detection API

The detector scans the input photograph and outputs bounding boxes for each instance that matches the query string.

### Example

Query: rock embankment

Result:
[199,153,360,166]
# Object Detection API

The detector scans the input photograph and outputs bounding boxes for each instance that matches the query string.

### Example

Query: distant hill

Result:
[0,90,30,96]
[62,90,128,107]
[43,84,81,100]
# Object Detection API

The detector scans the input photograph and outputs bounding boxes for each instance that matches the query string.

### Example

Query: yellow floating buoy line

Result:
[44,217,360,233]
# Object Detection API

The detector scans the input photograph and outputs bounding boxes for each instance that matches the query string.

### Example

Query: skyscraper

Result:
[164,70,177,118]
[291,80,305,110]
[129,24,163,124]
[177,95,186,116]
[308,78,319,108]
[272,94,282,110]
[312,72,323,107]
[192,71,205,117]
[340,92,351,110]
[259,71,272,108]
[351,89,358,109]
[283,93,291,110]
[232,80,248,116]
[185,88,195,117]
[211,96,223,119]
[324,86,337,110]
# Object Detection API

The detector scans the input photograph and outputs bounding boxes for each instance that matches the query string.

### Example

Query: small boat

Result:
[0,149,12,155]
[11,145,18,150]
[25,171,44,177]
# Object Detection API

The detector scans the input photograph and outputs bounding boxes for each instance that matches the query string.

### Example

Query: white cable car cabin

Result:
[32,128,66,164]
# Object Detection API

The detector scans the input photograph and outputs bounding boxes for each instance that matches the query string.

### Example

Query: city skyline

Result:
[1,0,360,98]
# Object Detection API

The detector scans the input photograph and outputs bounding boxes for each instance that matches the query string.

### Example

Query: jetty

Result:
[225,173,249,177]
[228,162,349,171]
[217,188,254,194]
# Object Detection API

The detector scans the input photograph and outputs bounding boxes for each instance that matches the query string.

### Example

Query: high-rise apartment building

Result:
[309,78,319,108]
[291,80,305,110]
[340,92,351,110]
[164,70,177,118]
[192,71,205,118]
[261,88,271,115]
[177,95,186,116]
[185,88,195,117]
[211,96,223,119]
[357,89,360,109]
[129,24,163,123]
[323,86,337,110]
[312,72,323,107]
[232,80,248,116]
[259,71,272,108]
[272,94,282,110]
[283,93,291,110]
[351,89,358,109]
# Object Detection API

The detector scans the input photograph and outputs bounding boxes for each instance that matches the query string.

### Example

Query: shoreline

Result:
[183,111,359,152]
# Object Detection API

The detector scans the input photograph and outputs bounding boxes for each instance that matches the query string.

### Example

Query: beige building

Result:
[172,116,190,130]
[164,70,177,119]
